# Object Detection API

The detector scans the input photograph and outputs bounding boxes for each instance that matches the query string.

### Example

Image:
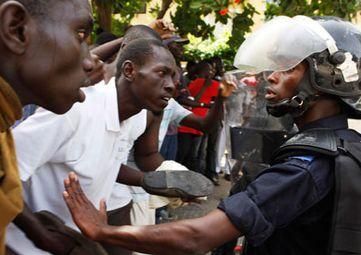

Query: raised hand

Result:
[87,53,105,86]
[63,172,108,241]
[220,73,238,98]
[149,19,176,39]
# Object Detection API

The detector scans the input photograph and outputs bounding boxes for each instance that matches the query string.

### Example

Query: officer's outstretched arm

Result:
[63,172,241,255]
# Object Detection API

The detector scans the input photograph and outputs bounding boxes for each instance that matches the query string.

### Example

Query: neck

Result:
[295,96,341,129]
[116,79,142,122]
[0,66,29,106]
[103,62,117,84]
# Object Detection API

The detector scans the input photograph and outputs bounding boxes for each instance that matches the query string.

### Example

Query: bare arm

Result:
[133,112,164,172]
[116,164,144,186]
[99,210,240,255]
[90,37,123,62]
[177,97,211,109]
[180,93,223,133]
[180,80,236,132]
[63,172,242,255]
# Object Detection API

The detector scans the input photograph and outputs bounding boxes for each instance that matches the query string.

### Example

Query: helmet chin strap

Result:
[266,69,318,118]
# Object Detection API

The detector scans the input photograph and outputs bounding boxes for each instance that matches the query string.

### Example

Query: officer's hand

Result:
[63,172,108,241]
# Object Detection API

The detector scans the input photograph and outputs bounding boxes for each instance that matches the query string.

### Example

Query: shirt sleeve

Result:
[13,107,78,181]
[218,156,333,246]
[170,100,191,125]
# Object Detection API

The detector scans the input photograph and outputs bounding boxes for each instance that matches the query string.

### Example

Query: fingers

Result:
[222,74,237,87]
[99,199,107,217]
[220,74,238,98]
[64,172,86,205]
[91,53,99,63]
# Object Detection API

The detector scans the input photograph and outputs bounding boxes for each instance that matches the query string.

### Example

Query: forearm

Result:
[98,223,201,255]
[200,94,224,132]
[116,164,144,186]
[134,152,164,172]
[181,94,224,133]
[91,37,123,61]
[96,209,241,255]
[177,97,207,108]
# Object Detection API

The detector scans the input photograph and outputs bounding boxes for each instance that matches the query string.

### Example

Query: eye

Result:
[77,29,88,42]
[284,67,296,74]
[158,70,166,76]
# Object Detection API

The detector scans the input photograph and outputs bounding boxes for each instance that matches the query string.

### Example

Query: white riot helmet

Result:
[233,16,361,118]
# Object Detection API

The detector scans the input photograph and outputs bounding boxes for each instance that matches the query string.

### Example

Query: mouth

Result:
[161,96,171,103]
[265,87,277,101]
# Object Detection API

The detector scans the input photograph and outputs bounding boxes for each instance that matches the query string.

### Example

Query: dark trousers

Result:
[205,127,221,179]
[176,133,203,172]
[102,202,132,255]
[195,125,221,178]
[160,134,178,160]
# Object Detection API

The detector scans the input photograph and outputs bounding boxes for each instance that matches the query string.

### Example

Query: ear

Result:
[0,1,30,55]
[121,60,136,82]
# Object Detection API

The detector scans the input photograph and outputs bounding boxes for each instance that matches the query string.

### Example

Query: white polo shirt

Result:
[6,79,147,254]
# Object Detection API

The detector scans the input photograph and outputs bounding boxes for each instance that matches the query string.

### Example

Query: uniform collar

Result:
[301,114,348,131]
[105,77,121,132]
[0,76,22,132]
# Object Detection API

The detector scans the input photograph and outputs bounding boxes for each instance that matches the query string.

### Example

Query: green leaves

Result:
[92,0,361,69]
[265,0,361,20]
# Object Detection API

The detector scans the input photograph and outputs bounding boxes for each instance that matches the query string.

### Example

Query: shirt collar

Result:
[301,114,348,131]
[0,76,22,132]
[105,77,121,132]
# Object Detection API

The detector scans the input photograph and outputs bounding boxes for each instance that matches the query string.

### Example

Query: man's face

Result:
[20,0,94,114]
[132,46,177,113]
[168,42,184,61]
[264,62,307,103]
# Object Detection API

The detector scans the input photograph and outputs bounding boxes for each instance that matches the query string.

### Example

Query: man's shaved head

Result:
[122,25,162,45]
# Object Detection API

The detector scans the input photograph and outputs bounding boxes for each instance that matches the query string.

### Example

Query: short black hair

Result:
[116,38,168,79]
[123,25,161,45]
[95,31,118,46]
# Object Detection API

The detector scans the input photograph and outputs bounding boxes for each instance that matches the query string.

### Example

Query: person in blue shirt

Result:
[61,16,361,255]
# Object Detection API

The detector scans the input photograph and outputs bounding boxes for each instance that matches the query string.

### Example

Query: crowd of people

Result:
[1,1,361,255]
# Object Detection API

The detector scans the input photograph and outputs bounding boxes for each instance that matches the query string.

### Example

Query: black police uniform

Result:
[218,114,361,255]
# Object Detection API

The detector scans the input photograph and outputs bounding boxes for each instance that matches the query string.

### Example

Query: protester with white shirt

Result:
[6,39,179,255]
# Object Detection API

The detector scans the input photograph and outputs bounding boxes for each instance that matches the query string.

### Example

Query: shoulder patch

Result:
[288,155,315,162]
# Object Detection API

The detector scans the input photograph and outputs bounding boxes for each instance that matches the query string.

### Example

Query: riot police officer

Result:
[62,16,361,255]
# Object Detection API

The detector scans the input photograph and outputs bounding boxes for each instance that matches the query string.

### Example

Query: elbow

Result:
[182,236,211,255]
[177,229,212,255]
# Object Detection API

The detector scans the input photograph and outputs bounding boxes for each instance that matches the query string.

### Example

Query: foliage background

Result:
[92,0,361,70]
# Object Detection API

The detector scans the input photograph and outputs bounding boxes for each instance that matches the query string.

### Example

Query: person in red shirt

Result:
[176,61,220,175]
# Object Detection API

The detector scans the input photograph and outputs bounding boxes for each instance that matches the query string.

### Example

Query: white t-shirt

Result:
[6,79,147,254]
[125,98,191,203]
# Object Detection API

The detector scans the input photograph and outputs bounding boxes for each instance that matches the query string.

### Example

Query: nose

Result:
[82,45,95,73]
[266,71,280,85]
[164,76,176,96]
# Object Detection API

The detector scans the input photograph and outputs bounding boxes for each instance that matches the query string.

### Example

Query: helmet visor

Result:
[224,70,295,131]
[233,16,329,73]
